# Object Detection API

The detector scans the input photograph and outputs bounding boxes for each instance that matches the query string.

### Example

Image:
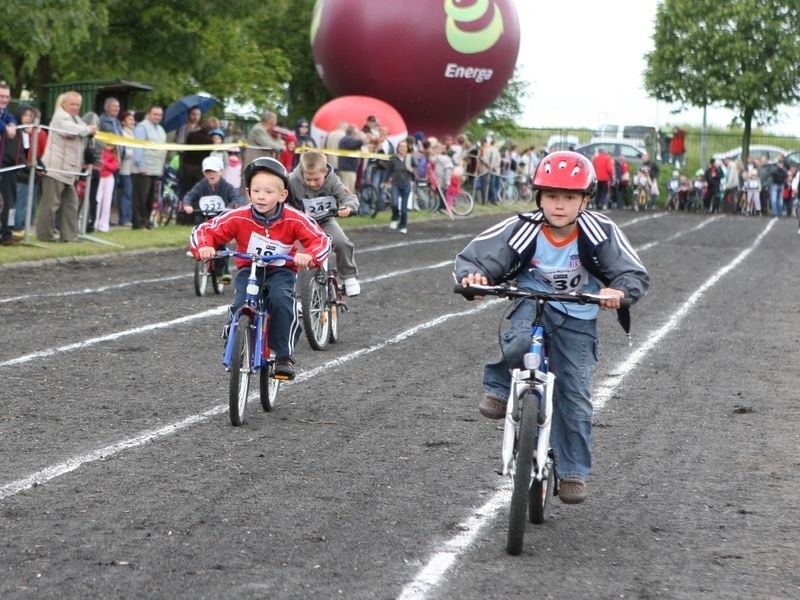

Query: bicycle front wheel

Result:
[415,184,437,213]
[451,191,474,217]
[298,269,330,350]
[194,260,209,297]
[229,314,253,426]
[507,390,538,555]
[328,278,340,343]
[211,258,225,295]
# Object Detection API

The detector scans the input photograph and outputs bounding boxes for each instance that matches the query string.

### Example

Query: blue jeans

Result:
[769,183,784,217]
[391,184,410,229]
[118,174,133,225]
[14,182,35,231]
[483,300,599,481]
[230,267,300,360]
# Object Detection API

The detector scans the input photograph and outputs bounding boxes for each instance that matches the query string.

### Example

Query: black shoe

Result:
[273,357,296,380]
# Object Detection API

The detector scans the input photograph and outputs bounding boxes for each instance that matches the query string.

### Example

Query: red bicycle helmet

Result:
[532,151,597,201]
[243,156,289,188]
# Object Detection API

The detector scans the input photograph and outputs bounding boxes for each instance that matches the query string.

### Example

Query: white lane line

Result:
[395,217,776,600]
[0,274,188,304]
[0,307,228,367]
[0,300,500,501]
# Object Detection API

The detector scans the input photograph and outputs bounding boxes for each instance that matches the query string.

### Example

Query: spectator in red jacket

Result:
[591,149,615,209]
[670,127,686,169]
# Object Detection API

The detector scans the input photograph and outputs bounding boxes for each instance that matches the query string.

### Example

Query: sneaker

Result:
[273,356,296,380]
[398,228,408,234]
[558,478,587,504]
[389,220,399,230]
[478,395,506,419]
[344,277,361,296]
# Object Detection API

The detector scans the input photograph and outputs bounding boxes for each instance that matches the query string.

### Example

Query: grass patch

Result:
[0,200,537,267]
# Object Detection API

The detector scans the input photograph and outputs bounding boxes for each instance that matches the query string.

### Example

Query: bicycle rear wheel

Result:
[229,314,253,426]
[260,362,280,412]
[529,449,555,524]
[415,183,437,213]
[451,191,474,216]
[298,268,330,350]
[507,390,538,555]
[194,260,209,297]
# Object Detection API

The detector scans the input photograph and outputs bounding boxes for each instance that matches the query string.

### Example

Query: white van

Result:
[591,124,655,148]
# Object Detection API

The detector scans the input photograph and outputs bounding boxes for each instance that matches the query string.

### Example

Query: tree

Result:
[463,70,529,145]
[644,0,800,161]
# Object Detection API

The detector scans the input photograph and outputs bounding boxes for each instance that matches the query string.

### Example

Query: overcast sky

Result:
[511,0,800,136]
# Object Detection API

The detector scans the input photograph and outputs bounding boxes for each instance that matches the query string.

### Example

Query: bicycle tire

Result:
[529,450,554,524]
[518,184,533,203]
[194,260,209,297]
[298,268,330,351]
[415,183,437,213]
[229,314,253,426]
[260,362,280,412]
[451,191,474,217]
[211,259,225,295]
[360,184,381,218]
[506,390,538,555]
[327,278,339,343]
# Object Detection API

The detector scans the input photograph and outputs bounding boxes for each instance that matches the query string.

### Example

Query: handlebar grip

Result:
[453,284,480,300]
[619,297,633,309]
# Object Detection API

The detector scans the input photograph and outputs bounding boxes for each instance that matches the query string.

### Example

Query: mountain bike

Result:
[219,250,295,426]
[454,283,631,555]
[193,199,230,297]
[416,180,474,218]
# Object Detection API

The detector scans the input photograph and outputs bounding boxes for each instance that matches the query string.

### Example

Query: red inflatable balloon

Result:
[311,0,520,138]
[310,95,408,149]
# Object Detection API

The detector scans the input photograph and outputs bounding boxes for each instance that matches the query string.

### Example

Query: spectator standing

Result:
[81,112,102,233]
[704,159,723,213]
[743,169,762,216]
[180,119,215,193]
[223,146,243,204]
[721,157,740,214]
[94,143,119,232]
[658,124,672,164]
[11,106,47,235]
[768,157,788,218]
[591,149,614,210]
[35,91,96,242]
[131,105,167,230]
[244,111,284,165]
[383,139,416,233]
[322,121,347,170]
[336,125,363,193]
[294,118,316,149]
[98,97,125,225]
[669,126,686,169]
[279,134,297,172]
[117,111,135,226]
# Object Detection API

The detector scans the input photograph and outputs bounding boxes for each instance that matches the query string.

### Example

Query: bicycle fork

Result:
[501,370,555,479]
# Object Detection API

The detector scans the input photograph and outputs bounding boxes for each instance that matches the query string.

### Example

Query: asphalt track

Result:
[1,210,798,599]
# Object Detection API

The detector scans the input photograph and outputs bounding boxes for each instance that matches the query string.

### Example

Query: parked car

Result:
[712,145,788,163]
[546,134,580,153]
[575,138,647,170]
[591,124,656,149]
[783,150,799,168]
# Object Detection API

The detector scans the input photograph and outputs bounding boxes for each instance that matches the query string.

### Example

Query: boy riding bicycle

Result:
[454,150,650,504]
[286,149,362,296]
[189,157,331,380]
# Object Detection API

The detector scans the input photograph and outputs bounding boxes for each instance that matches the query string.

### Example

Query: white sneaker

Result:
[389,221,398,230]
[399,228,408,234]
[344,278,361,296]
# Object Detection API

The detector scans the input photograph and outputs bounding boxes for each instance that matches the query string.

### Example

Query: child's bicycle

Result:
[417,171,474,218]
[150,167,181,227]
[454,282,631,555]
[218,250,295,426]
[633,182,650,212]
[192,197,230,296]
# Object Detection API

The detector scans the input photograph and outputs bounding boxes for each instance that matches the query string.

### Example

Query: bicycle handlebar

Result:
[215,250,295,264]
[453,283,632,308]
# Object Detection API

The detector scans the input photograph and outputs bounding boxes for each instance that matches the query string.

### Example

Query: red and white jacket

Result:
[189,203,331,271]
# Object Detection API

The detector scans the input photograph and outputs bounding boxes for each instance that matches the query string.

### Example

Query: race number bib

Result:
[198,195,225,213]
[533,261,589,293]
[246,233,292,266]
[301,196,337,220]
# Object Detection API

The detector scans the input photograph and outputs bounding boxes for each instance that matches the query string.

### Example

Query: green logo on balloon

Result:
[444,0,504,54]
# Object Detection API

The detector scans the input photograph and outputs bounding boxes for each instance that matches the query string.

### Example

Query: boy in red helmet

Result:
[190,157,330,379]
[453,150,649,504]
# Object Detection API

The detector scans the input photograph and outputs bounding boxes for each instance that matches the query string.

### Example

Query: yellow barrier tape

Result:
[94,132,390,160]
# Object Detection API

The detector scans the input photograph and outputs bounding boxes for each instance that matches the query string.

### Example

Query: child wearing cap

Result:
[189,157,331,380]
[183,155,242,284]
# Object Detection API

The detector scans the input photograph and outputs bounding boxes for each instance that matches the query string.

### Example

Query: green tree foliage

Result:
[1,0,523,138]
[644,0,800,159]
[464,70,529,143]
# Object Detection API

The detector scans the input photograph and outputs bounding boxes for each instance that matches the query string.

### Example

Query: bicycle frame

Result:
[221,251,294,372]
